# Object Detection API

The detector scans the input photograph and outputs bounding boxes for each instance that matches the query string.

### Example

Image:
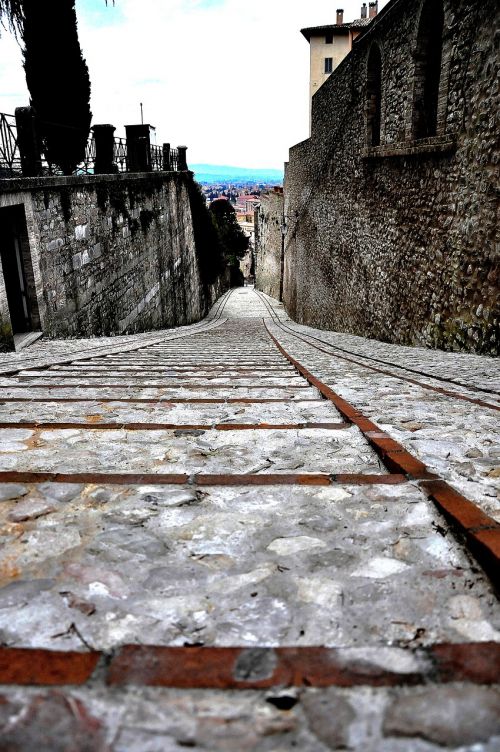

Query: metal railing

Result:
[169,148,179,172]
[0,112,185,178]
[150,144,163,171]
[0,113,22,176]
[113,136,127,173]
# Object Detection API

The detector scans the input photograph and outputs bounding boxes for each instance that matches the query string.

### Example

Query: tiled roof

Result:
[301,18,372,40]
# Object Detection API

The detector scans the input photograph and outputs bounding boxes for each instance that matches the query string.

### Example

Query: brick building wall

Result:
[255,189,284,300]
[284,0,499,354]
[0,172,227,350]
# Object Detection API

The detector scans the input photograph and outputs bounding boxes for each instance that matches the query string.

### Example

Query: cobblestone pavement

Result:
[0,288,498,751]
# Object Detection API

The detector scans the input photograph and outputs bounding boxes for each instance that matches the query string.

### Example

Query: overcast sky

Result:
[0,0,388,169]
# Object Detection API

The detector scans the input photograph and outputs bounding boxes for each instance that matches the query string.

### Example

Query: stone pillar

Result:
[162,143,171,171]
[92,124,117,174]
[125,124,155,172]
[177,145,188,171]
[15,107,42,177]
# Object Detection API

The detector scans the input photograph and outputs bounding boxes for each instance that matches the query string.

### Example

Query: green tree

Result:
[187,181,226,286]
[209,198,249,287]
[209,198,249,265]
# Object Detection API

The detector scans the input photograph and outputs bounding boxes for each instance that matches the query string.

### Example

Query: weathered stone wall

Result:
[0,172,227,349]
[284,0,499,354]
[255,189,284,300]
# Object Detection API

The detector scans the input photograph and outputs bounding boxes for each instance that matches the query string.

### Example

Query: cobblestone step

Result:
[0,287,498,750]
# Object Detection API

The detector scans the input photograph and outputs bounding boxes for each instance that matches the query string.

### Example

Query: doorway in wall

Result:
[0,204,41,348]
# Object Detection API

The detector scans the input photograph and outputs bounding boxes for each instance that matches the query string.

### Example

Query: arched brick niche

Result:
[366,43,383,147]
[411,0,445,139]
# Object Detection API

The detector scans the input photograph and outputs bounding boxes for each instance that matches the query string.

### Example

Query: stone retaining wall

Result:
[0,172,226,350]
[284,0,499,355]
[255,189,284,300]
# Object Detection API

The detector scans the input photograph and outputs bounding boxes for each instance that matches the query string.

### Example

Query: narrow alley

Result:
[0,288,499,750]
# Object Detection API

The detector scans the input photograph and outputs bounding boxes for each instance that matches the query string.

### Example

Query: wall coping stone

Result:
[0,170,194,194]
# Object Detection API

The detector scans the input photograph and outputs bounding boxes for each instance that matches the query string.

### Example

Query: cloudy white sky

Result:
[0,0,388,169]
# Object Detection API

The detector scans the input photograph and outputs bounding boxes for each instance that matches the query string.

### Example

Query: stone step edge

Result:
[263,321,500,590]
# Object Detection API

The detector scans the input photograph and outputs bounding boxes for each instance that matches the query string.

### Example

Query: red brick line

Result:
[128,357,284,361]
[264,322,500,587]
[110,361,285,366]
[0,397,319,404]
[28,373,303,381]
[0,643,498,688]
[0,316,230,378]
[0,471,406,486]
[56,365,293,373]
[256,291,500,406]
[136,352,281,356]
[0,649,99,685]
[5,382,312,390]
[264,322,434,480]
[270,318,499,411]
[0,421,350,432]
[81,356,285,359]
[420,480,500,585]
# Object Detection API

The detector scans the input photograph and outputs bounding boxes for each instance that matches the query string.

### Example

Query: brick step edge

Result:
[0,643,498,688]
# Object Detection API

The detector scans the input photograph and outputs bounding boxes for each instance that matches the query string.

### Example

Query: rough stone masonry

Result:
[0,171,227,350]
[281,0,499,355]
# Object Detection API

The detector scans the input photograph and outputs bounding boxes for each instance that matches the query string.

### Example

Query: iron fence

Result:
[150,144,163,171]
[169,148,179,172]
[0,113,22,176]
[113,136,127,173]
[0,112,184,178]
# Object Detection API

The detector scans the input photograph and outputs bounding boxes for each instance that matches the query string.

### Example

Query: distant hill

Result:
[190,164,283,185]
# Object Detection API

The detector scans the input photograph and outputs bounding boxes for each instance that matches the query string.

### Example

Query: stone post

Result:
[15,107,42,177]
[162,143,171,171]
[177,145,188,171]
[125,124,155,172]
[92,124,117,174]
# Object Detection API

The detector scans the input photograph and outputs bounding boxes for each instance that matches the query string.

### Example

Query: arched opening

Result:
[412,0,444,138]
[366,44,382,147]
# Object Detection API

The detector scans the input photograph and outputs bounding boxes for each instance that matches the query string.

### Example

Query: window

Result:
[325,32,333,44]
[325,58,333,74]
[366,43,382,146]
[412,0,444,138]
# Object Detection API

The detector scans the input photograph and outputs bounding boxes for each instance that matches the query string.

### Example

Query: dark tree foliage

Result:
[0,0,23,35]
[22,0,92,174]
[187,181,226,286]
[0,1,107,174]
[209,198,249,265]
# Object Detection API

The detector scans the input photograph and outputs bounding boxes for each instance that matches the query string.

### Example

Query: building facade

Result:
[302,3,377,125]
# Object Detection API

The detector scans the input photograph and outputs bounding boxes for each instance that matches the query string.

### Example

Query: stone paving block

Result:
[0,484,498,651]
[265,319,500,518]
[0,426,380,475]
[1,684,499,751]
[0,399,342,426]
